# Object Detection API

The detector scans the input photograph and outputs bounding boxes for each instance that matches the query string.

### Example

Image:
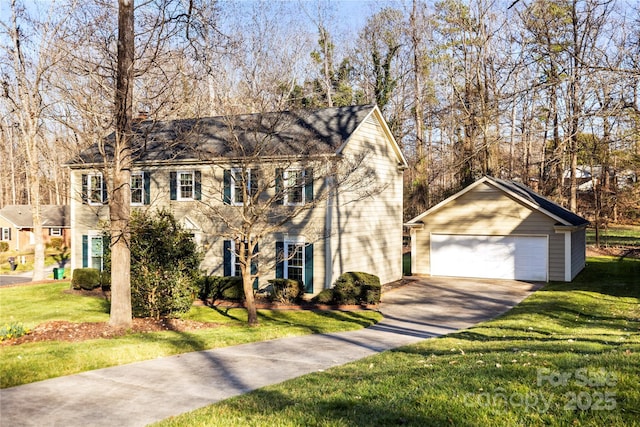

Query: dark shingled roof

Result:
[489,176,589,227]
[70,105,377,165]
[0,205,70,228]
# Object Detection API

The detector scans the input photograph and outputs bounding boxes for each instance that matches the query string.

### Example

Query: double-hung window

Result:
[284,169,305,205]
[224,168,257,205]
[49,228,62,237]
[284,242,305,283]
[276,240,313,293]
[277,168,312,206]
[131,172,144,205]
[170,171,201,201]
[231,168,256,205]
[178,171,195,200]
[87,173,103,205]
[1,227,10,241]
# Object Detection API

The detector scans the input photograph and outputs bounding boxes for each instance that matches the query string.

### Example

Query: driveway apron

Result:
[0,277,541,427]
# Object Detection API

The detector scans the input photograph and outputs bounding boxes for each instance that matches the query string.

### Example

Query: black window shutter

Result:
[304,243,314,293]
[223,170,231,204]
[143,171,151,205]
[252,243,259,290]
[275,241,284,278]
[223,240,231,276]
[81,174,88,205]
[170,172,177,200]
[102,175,108,204]
[275,168,284,205]
[194,170,202,200]
[82,235,88,268]
[304,168,314,202]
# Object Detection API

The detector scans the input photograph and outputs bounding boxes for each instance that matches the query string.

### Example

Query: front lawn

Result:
[0,283,381,388]
[154,257,640,426]
[586,224,640,248]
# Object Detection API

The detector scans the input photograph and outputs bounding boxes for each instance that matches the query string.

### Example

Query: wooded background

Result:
[1,0,639,225]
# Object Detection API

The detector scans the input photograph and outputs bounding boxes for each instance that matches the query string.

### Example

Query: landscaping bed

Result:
[1,318,221,346]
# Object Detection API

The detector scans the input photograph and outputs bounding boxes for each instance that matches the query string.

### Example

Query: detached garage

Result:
[406,176,589,282]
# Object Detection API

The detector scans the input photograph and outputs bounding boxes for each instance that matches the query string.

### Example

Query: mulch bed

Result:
[2,279,412,347]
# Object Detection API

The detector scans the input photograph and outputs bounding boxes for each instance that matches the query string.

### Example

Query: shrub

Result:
[198,276,244,301]
[0,322,30,341]
[267,279,303,304]
[131,266,195,318]
[71,268,101,290]
[0,242,8,252]
[311,288,334,305]
[103,209,203,318]
[47,237,64,251]
[100,271,111,292]
[218,277,244,300]
[332,272,381,305]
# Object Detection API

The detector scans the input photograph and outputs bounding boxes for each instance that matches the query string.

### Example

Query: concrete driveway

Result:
[0,276,541,427]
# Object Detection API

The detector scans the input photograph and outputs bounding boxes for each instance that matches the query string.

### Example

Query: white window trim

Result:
[130,171,145,206]
[87,173,103,206]
[230,168,253,206]
[50,228,62,237]
[1,227,10,241]
[177,170,195,201]
[283,239,305,281]
[283,168,305,206]
[87,230,104,271]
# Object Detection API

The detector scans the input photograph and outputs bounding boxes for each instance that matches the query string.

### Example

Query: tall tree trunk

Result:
[9,0,45,280]
[109,0,134,328]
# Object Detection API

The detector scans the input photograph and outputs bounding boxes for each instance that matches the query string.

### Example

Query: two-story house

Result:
[67,104,407,296]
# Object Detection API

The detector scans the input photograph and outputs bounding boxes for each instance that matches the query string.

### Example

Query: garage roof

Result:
[406,176,589,227]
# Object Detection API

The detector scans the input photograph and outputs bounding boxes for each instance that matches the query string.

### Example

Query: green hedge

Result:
[71,268,101,290]
[311,288,334,304]
[332,272,381,305]
[0,242,8,252]
[198,276,244,301]
[267,279,303,304]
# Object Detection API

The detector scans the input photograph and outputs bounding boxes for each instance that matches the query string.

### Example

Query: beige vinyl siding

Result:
[413,181,563,280]
[326,114,404,287]
[570,228,586,280]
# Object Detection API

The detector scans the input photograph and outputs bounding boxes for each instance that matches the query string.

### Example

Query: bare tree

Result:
[0,0,69,279]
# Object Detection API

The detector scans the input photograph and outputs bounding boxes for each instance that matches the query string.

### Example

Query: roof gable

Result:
[406,176,588,227]
[70,105,386,166]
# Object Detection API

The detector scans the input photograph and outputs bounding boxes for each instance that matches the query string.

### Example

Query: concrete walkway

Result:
[0,277,541,427]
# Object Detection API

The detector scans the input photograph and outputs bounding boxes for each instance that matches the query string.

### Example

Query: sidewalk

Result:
[0,277,541,427]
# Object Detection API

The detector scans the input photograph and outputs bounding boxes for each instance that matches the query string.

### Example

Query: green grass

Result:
[0,283,381,388]
[0,248,70,275]
[586,224,640,247]
[154,257,640,427]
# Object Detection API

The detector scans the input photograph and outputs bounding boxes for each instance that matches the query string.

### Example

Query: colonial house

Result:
[67,105,407,296]
[0,205,71,251]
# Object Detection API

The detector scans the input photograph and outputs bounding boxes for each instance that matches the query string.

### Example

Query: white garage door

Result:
[430,234,548,281]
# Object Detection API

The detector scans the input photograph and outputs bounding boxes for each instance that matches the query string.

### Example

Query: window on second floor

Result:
[131,172,145,205]
[224,168,258,205]
[276,168,313,206]
[81,173,105,205]
[1,227,10,241]
[170,170,201,201]
[49,228,62,237]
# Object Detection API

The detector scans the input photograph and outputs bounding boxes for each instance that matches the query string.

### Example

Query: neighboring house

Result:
[66,105,408,295]
[563,166,638,191]
[406,176,589,282]
[0,205,71,251]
